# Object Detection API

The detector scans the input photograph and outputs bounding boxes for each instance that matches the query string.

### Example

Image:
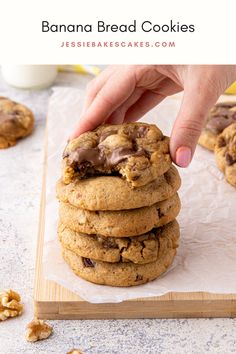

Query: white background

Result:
[0,0,235,64]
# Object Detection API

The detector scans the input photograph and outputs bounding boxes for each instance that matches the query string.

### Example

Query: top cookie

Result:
[215,122,236,187]
[0,97,34,149]
[199,102,236,151]
[62,123,171,188]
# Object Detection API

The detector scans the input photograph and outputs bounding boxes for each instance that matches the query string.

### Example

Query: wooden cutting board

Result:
[34,134,236,320]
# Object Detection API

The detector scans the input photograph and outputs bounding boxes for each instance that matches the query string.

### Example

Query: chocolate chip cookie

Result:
[61,229,178,287]
[56,165,181,211]
[198,102,236,151]
[59,193,181,237]
[215,123,236,187]
[0,97,34,149]
[61,222,179,287]
[62,123,171,188]
[59,220,179,265]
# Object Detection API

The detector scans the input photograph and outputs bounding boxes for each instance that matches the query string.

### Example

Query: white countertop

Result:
[0,70,236,354]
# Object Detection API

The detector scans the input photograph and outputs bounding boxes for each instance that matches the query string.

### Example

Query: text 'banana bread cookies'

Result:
[56,122,181,287]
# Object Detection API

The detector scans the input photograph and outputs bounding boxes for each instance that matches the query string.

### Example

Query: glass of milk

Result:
[1,65,58,89]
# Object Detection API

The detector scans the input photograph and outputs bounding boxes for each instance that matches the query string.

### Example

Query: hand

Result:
[71,65,236,167]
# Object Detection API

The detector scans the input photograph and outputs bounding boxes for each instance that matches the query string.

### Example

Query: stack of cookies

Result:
[56,123,181,287]
[198,102,236,187]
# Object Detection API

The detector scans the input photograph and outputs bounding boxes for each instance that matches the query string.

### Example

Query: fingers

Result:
[71,67,136,138]
[106,88,144,124]
[124,78,181,122]
[170,85,219,167]
[124,91,166,122]
[82,66,116,115]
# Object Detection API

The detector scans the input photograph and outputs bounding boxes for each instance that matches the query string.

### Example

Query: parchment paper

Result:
[43,87,236,303]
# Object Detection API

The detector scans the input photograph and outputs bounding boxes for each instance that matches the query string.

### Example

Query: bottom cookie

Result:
[61,236,178,287]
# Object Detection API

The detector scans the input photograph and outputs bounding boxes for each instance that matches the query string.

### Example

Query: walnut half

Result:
[25,319,53,342]
[0,289,23,321]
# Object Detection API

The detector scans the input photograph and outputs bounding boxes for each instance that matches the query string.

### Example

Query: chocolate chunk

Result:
[66,144,146,173]
[126,126,149,140]
[135,126,149,138]
[215,102,236,109]
[217,137,226,148]
[135,274,143,281]
[206,116,236,134]
[206,103,236,134]
[0,113,16,123]
[99,129,118,143]
[14,109,23,116]
[67,145,146,169]
[102,238,119,249]
[82,257,95,267]
[110,147,147,165]
[157,208,164,219]
[68,147,105,167]
[225,153,234,166]
[132,175,140,181]
[108,147,140,165]
[212,108,234,118]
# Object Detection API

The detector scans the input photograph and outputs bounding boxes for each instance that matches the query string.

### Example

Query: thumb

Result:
[170,88,219,167]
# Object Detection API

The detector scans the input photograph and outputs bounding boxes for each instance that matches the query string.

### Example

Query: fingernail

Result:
[176,146,192,167]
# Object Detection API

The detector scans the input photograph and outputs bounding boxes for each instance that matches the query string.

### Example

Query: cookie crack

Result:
[140,241,146,260]
[157,207,164,219]
[119,239,131,262]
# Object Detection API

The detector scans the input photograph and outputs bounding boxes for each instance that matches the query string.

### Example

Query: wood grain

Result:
[34,130,236,319]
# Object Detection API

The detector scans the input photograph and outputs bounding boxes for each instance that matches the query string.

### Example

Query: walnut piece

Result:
[67,350,83,354]
[0,289,23,321]
[25,319,53,342]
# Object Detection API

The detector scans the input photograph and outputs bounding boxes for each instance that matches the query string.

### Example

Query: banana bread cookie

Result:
[56,165,181,211]
[59,220,180,265]
[0,97,34,149]
[215,122,236,187]
[59,193,181,237]
[61,226,179,287]
[62,122,171,188]
[199,102,236,151]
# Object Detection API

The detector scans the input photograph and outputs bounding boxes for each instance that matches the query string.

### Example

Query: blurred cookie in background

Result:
[198,102,236,151]
[215,122,236,188]
[0,96,34,149]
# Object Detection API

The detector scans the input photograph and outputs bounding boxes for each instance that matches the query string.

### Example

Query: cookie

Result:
[62,123,171,188]
[61,222,178,287]
[199,102,236,151]
[215,123,236,187]
[59,193,181,237]
[0,97,34,149]
[59,220,180,265]
[56,165,181,211]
